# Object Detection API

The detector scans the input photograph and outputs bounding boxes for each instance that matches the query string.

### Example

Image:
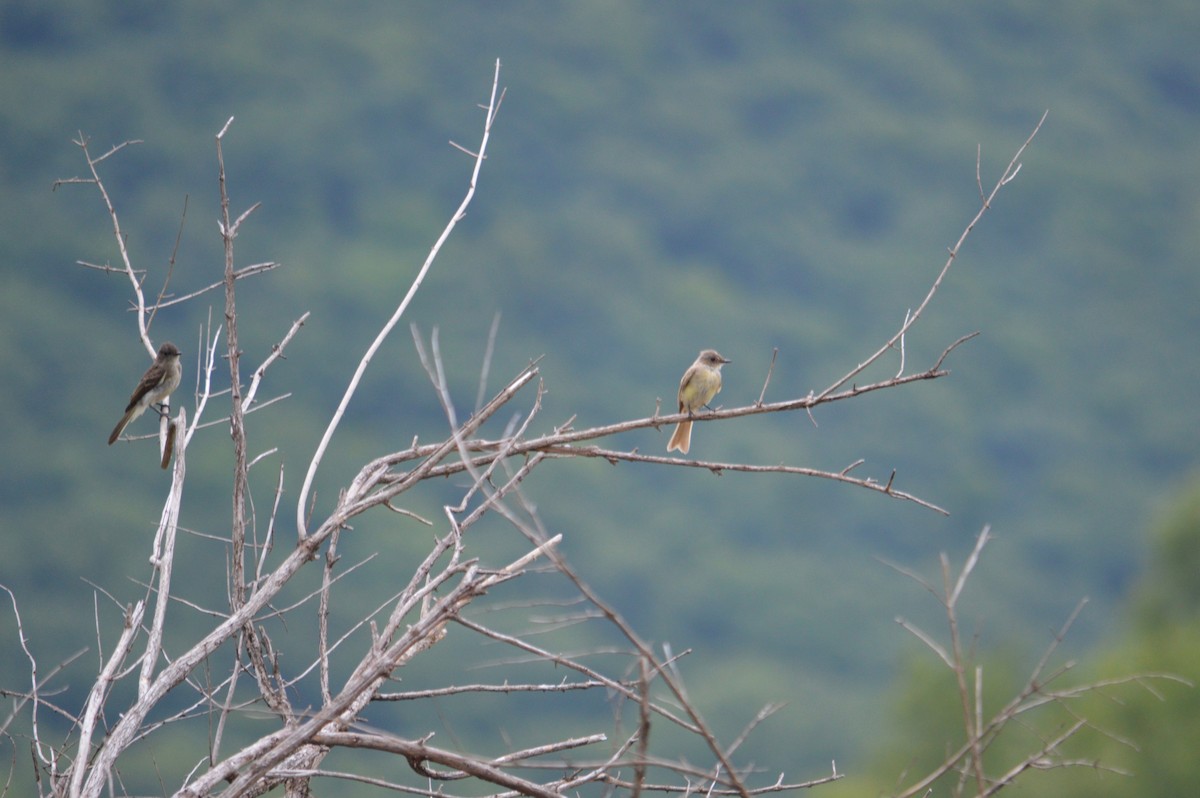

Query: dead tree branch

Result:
[11,70,1108,798]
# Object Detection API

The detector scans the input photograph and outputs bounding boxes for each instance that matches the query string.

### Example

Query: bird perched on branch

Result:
[108,342,183,445]
[667,349,730,454]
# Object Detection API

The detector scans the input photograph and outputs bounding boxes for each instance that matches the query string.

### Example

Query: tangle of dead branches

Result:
[6,62,1155,798]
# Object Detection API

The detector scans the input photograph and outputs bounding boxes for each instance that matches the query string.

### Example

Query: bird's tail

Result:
[108,406,140,445]
[667,420,692,454]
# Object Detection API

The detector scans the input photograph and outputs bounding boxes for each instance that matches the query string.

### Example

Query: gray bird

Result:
[108,342,183,445]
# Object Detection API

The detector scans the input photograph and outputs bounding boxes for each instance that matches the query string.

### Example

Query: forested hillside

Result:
[1,2,1197,793]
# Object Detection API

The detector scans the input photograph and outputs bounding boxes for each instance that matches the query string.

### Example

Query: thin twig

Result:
[817,110,1049,402]
[755,347,778,406]
[296,58,505,539]
[475,310,503,413]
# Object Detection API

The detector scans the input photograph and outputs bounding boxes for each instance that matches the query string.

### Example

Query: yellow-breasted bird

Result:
[667,349,730,454]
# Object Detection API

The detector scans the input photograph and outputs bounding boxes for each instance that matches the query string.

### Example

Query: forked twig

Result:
[818,110,1049,401]
[296,59,505,539]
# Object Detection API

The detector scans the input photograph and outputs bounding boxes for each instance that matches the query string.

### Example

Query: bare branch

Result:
[756,347,778,406]
[72,601,145,797]
[296,58,505,539]
[892,519,1179,798]
[146,261,282,309]
[817,110,1049,402]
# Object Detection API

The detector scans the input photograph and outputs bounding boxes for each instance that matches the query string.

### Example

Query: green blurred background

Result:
[1,2,1198,794]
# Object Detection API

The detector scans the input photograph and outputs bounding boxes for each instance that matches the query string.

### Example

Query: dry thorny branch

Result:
[884,528,1187,798]
[1,59,1146,798]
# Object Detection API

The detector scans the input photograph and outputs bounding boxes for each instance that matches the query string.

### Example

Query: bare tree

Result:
[0,60,1157,798]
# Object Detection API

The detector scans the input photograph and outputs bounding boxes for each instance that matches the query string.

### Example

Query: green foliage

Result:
[871,650,1103,796]
[872,479,1200,796]
[1038,478,1200,798]
[1137,478,1200,629]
